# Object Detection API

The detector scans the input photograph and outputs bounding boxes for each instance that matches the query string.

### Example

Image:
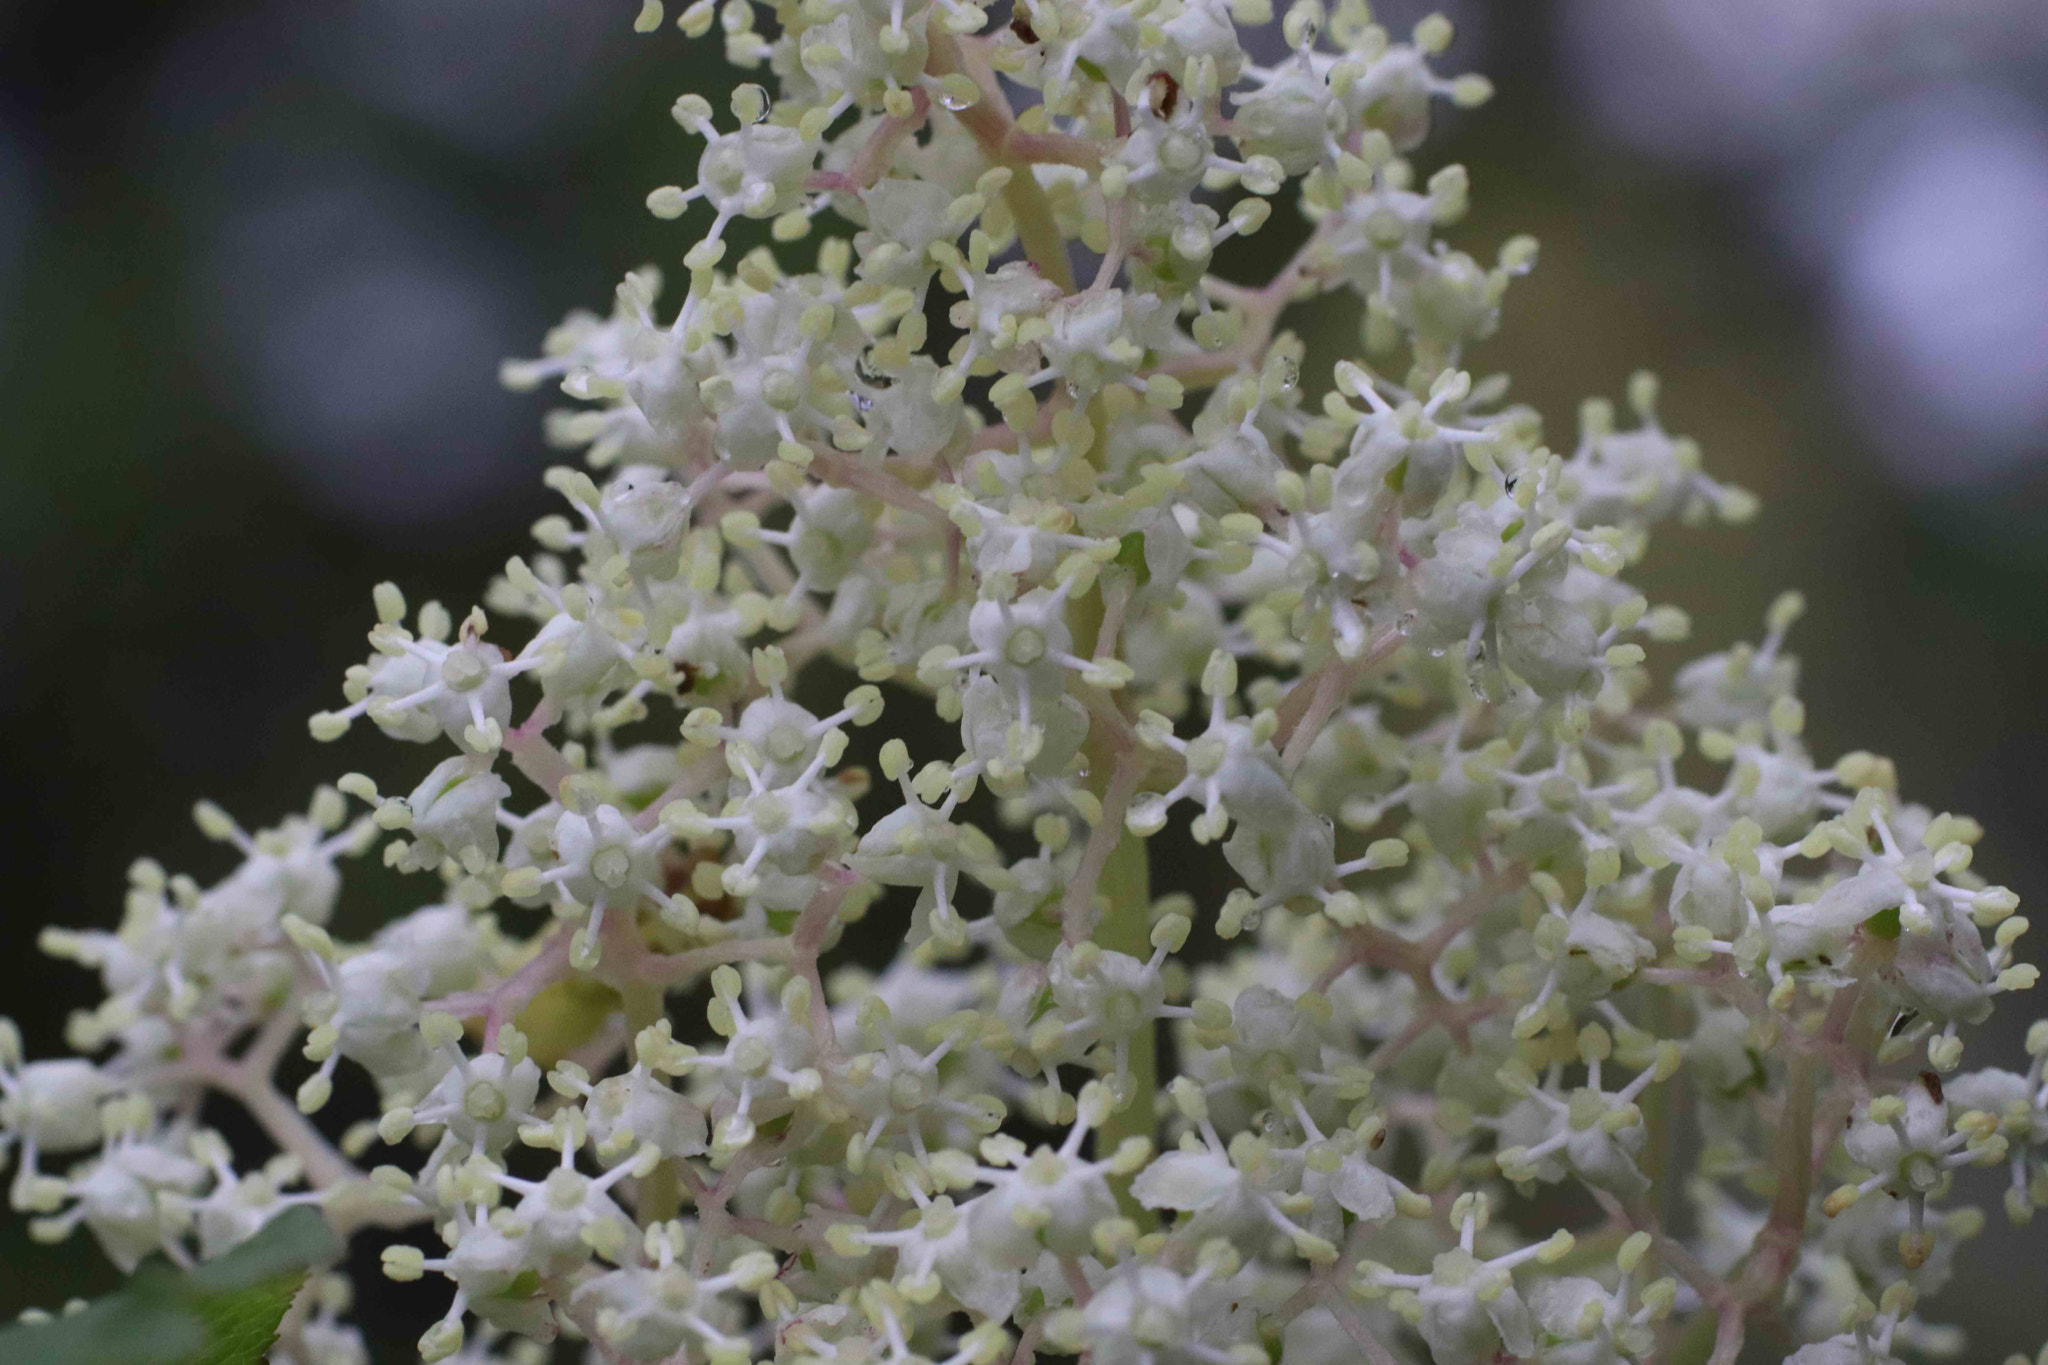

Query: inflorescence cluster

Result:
[6,2,2046,1363]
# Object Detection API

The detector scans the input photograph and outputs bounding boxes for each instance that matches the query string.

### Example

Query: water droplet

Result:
[938,90,973,112]
[1468,658,1497,705]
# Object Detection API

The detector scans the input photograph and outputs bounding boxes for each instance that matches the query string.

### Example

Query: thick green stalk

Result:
[925,29,1075,293]
[1095,824,1155,1194]
[1068,579,1156,1219]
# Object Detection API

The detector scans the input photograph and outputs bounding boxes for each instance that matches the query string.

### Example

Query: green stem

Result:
[1642,982,1682,1221]
[1095,825,1155,1218]
[925,29,1074,293]
[1068,573,1156,1219]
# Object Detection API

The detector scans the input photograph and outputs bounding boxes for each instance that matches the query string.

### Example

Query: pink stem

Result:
[427,925,574,1047]
[504,698,575,800]
[807,450,949,524]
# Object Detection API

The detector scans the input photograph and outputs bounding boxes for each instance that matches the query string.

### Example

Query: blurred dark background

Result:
[1,0,2045,1359]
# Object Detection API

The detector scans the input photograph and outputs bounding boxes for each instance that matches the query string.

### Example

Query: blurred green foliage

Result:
[0,1207,337,1364]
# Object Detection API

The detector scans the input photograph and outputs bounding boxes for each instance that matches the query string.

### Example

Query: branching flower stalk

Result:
[6,2,2048,1364]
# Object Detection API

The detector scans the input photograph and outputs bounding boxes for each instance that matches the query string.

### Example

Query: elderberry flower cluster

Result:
[9,2,2047,1363]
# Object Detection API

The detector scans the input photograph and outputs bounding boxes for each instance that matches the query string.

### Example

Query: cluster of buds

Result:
[6,1,2044,1363]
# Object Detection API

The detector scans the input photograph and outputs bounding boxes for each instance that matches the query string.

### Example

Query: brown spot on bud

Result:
[661,849,738,921]
[1146,69,1180,119]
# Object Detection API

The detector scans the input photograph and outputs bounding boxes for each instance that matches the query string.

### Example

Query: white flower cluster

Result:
[8,2,2047,1363]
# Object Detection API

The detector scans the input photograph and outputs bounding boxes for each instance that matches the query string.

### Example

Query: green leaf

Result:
[186,1269,308,1365]
[0,1207,339,1365]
